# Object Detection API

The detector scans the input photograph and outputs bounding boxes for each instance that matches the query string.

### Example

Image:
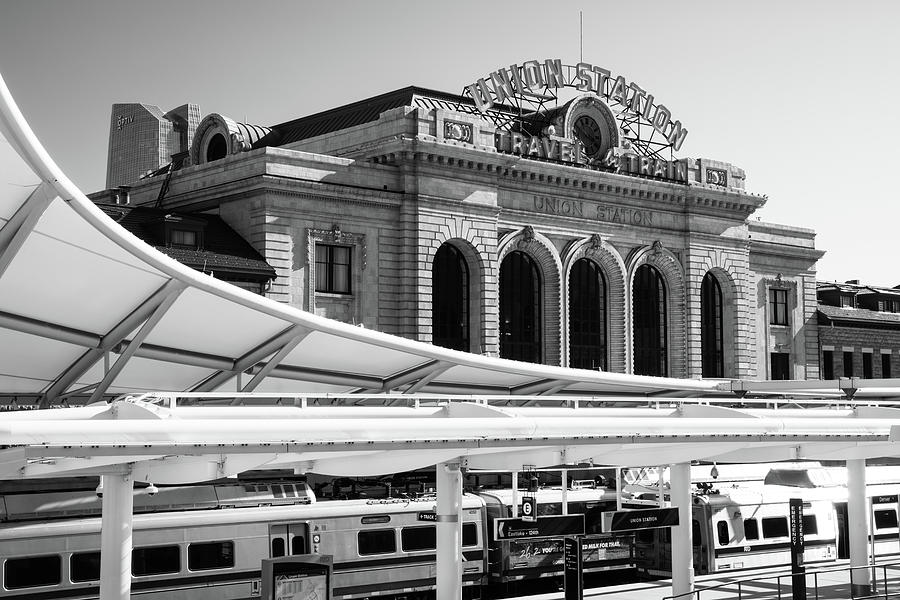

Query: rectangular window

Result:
[863,353,873,379]
[771,352,790,380]
[762,516,789,538]
[71,551,101,582]
[883,353,892,379]
[802,515,818,536]
[716,521,730,546]
[839,294,854,308]
[4,555,61,589]
[462,522,478,547]
[823,350,834,380]
[875,509,898,530]
[315,244,352,294]
[188,541,234,571]
[770,288,789,325]
[133,545,180,576]
[744,518,760,540]
[401,526,436,552]
[358,529,396,555]
[171,229,198,247]
[844,351,854,378]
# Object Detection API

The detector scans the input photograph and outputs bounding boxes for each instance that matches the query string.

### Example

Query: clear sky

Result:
[0,0,896,285]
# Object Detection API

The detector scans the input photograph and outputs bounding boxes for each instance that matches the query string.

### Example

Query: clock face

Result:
[573,115,604,159]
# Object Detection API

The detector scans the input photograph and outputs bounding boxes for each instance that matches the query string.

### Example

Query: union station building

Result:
[101,59,824,381]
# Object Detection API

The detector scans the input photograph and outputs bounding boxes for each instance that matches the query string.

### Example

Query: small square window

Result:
[171,229,198,247]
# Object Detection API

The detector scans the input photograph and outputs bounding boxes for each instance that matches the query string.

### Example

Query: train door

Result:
[691,504,713,575]
[269,523,310,557]
[835,502,849,559]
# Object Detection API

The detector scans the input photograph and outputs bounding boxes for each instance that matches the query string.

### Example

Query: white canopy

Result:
[3,71,900,483]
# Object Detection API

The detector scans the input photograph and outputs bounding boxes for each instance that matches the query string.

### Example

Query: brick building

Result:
[101,60,825,380]
[817,281,900,379]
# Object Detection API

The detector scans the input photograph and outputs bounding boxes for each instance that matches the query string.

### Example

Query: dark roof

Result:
[818,304,900,326]
[97,204,276,280]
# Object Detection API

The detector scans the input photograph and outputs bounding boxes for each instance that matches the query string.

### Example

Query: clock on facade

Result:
[572,114,604,159]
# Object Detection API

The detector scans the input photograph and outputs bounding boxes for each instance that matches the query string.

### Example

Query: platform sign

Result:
[262,555,332,600]
[789,498,806,600]
[601,507,679,532]
[521,496,537,522]
[564,537,583,600]
[494,514,585,540]
[417,511,437,522]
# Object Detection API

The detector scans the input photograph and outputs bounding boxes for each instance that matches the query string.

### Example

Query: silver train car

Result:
[0,480,637,600]
[0,484,486,600]
[635,465,900,577]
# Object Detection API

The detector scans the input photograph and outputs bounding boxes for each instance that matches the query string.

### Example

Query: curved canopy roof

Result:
[0,72,727,407]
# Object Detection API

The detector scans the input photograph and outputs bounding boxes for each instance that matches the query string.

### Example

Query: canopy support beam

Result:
[192,325,308,393]
[670,461,694,599]
[436,460,463,600]
[0,181,54,278]
[88,282,186,403]
[99,468,134,600]
[848,458,871,596]
[241,331,309,393]
[44,279,189,406]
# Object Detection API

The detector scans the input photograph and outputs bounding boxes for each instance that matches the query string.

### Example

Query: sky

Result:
[0,0,897,285]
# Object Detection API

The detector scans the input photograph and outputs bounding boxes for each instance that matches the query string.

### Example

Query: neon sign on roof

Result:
[465,59,688,152]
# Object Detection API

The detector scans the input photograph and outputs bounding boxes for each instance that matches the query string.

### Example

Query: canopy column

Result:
[436,461,462,600]
[99,469,134,600]
[670,462,694,599]
[848,458,871,596]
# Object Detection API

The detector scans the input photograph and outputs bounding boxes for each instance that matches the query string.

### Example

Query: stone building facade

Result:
[114,67,824,381]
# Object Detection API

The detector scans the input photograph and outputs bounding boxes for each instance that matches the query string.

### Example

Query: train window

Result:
[762,517,789,539]
[4,555,61,589]
[875,509,898,529]
[692,520,701,546]
[802,515,818,535]
[402,525,436,551]
[133,545,180,576]
[272,538,286,557]
[358,529,397,555]
[71,551,101,582]
[291,535,306,555]
[188,541,235,571]
[716,521,730,545]
[463,522,478,547]
[538,502,562,516]
[744,519,759,540]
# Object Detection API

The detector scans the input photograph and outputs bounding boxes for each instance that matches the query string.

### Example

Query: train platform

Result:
[519,561,900,599]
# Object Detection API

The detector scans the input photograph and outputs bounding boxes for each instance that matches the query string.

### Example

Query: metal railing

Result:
[662,562,900,600]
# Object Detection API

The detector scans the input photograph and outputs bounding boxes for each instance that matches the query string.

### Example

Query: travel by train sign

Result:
[601,507,679,532]
[466,58,688,151]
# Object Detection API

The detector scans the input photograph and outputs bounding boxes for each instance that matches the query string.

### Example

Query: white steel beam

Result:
[99,469,134,600]
[0,180,54,278]
[436,461,463,600]
[848,458,871,596]
[670,461,693,599]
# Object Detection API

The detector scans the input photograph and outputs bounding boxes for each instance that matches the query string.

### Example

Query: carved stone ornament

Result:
[516,225,536,250]
[444,121,473,143]
[585,233,604,258]
[706,168,727,186]
[651,240,664,255]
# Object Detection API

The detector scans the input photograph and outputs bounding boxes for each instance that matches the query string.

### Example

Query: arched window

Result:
[500,251,541,363]
[432,244,469,352]
[569,258,607,370]
[633,264,667,376]
[206,133,227,162]
[701,272,724,378]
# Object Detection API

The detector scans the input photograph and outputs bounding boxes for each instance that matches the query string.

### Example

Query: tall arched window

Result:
[500,251,541,363]
[569,258,607,370]
[701,272,724,378]
[206,133,227,162]
[633,264,667,376]
[432,244,469,351]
